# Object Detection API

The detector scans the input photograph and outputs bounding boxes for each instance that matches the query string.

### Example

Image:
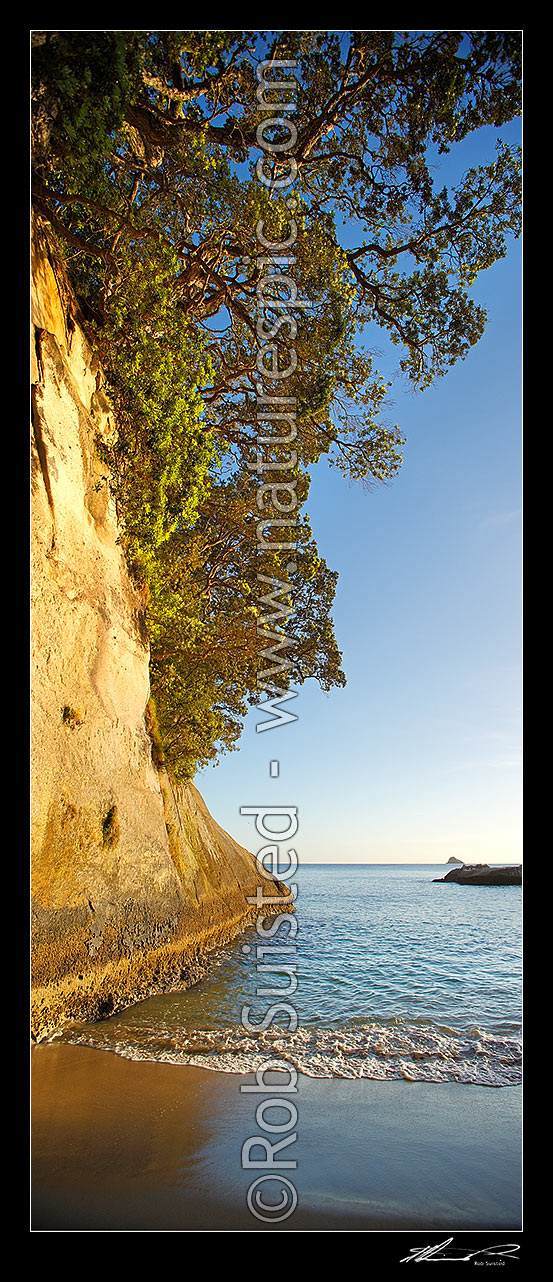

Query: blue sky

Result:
[196,118,522,866]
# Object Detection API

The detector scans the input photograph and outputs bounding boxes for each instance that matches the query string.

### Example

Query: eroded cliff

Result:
[30,221,281,1040]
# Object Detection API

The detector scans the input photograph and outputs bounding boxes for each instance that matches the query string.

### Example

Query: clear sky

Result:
[196,117,522,866]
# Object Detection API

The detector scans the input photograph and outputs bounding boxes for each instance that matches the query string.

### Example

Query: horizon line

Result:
[298,859,522,865]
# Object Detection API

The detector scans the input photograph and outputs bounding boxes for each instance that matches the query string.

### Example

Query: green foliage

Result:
[32,32,144,174]
[93,252,216,570]
[31,30,521,778]
[61,705,85,729]
[143,472,346,775]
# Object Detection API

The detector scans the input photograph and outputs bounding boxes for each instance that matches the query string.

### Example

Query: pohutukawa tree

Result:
[31,29,522,775]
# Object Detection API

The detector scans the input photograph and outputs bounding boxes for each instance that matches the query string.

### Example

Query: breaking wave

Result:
[53,1016,521,1087]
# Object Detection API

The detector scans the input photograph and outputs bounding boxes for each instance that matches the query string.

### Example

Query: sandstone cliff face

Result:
[30,223,278,1039]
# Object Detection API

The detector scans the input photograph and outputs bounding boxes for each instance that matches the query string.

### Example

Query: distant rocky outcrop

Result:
[446,856,464,864]
[31,220,288,1041]
[433,864,522,885]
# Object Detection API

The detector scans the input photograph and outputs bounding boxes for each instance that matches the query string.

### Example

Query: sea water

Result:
[53,864,522,1086]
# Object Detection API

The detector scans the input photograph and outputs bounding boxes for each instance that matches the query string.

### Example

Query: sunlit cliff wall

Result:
[30,220,278,1039]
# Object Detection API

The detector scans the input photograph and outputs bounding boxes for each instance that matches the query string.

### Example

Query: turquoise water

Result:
[55,864,522,1086]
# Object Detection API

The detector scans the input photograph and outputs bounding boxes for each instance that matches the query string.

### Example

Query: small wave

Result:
[54,1017,522,1088]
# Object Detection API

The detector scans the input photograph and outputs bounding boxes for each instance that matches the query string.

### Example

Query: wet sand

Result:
[31,1043,521,1232]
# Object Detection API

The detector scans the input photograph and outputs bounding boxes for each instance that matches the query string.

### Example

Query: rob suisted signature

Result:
[400,1237,520,1263]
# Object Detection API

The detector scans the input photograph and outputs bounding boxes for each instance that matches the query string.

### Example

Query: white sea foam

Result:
[57,1018,522,1087]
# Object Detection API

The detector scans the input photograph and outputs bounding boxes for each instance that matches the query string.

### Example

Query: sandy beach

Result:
[31,1043,521,1232]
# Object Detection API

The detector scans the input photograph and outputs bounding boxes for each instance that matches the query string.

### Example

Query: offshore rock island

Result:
[433,864,522,886]
[31,222,287,1041]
